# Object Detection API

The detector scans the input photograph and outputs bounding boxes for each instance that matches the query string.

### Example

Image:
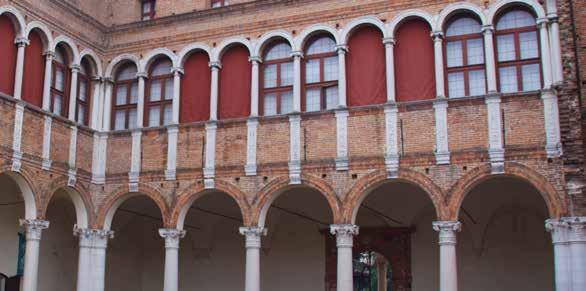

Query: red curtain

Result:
[22,30,45,107]
[347,26,386,106]
[395,19,436,102]
[0,16,16,96]
[219,45,251,119]
[181,51,211,123]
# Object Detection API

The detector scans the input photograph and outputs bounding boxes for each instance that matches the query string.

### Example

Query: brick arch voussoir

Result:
[343,169,448,223]
[252,174,343,225]
[38,176,95,226]
[96,183,170,229]
[0,164,43,218]
[447,162,567,220]
[170,179,252,227]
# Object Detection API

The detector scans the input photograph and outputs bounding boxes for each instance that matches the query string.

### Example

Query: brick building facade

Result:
[0,0,584,291]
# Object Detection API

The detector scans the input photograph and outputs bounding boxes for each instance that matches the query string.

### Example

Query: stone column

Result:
[565,217,586,291]
[240,227,267,291]
[68,64,80,121]
[42,51,55,111]
[482,25,498,93]
[433,221,461,291]
[159,229,186,291]
[171,67,183,124]
[13,37,29,100]
[545,219,571,291]
[209,61,221,121]
[432,32,446,98]
[336,45,348,108]
[330,224,359,291]
[537,18,553,90]
[548,15,563,85]
[19,219,49,291]
[249,56,261,117]
[136,72,148,128]
[383,37,396,102]
[291,51,303,112]
[89,230,113,291]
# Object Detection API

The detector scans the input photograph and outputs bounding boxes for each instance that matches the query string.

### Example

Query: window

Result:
[141,0,156,20]
[76,63,92,126]
[51,47,69,117]
[495,9,541,93]
[211,0,228,8]
[262,42,293,116]
[112,64,139,130]
[145,59,173,127]
[444,16,486,98]
[303,36,338,112]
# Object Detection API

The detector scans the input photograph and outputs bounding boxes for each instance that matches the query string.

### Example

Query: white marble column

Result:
[538,18,553,90]
[13,37,29,100]
[482,25,498,93]
[565,217,586,291]
[383,37,396,102]
[209,61,221,121]
[432,32,446,98]
[546,219,572,291]
[68,64,80,121]
[136,72,147,128]
[433,221,461,291]
[159,229,186,291]
[74,228,113,291]
[74,228,93,291]
[291,51,303,112]
[240,227,267,291]
[434,99,450,164]
[42,51,55,111]
[171,67,183,124]
[330,224,359,291]
[249,56,261,117]
[548,15,563,85]
[336,45,348,108]
[19,219,49,291]
[245,117,258,176]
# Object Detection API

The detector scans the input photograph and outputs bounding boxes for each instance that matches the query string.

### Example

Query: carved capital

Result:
[70,64,81,73]
[159,228,186,249]
[20,219,50,241]
[481,25,494,34]
[44,50,56,60]
[536,17,549,28]
[335,44,348,54]
[239,226,267,249]
[171,67,184,75]
[208,61,222,70]
[563,217,586,243]
[330,224,359,248]
[545,219,569,244]
[14,37,29,47]
[248,56,262,64]
[431,31,444,41]
[382,37,395,46]
[136,71,148,79]
[74,226,115,249]
[433,221,461,245]
[290,51,304,59]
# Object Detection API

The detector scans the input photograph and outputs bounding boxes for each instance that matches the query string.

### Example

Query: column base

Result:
[245,164,257,176]
[385,154,399,178]
[435,151,450,165]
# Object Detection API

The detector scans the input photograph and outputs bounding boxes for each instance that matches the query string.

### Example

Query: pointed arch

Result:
[140,47,178,72]
[0,5,26,36]
[388,9,437,37]
[487,0,546,24]
[39,177,93,229]
[253,174,343,228]
[253,30,295,57]
[294,24,341,51]
[436,2,488,29]
[340,16,388,44]
[177,43,212,67]
[105,53,141,78]
[211,37,253,63]
[51,35,80,65]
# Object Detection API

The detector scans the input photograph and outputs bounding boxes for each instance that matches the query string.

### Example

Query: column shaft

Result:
[433,221,461,291]
[136,73,147,128]
[549,17,563,84]
[292,52,302,112]
[209,62,220,121]
[383,38,396,102]
[482,26,498,93]
[171,68,182,124]
[68,65,80,121]
[160,229,185,291]
[20,220,49,291]
[330,225,359,291]
[250,57,260,117]
[546,219,571,291]
[240,227,266,291]
[538,19,553,90]
[42,52,55,111]
[432,33,446,98]
[336,46,347,108]
[13,38,28,100]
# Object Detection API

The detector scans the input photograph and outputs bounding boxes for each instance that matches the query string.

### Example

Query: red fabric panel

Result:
[180,52,211,123]
[395,19,436,102]
[22,31,45,107]
[347,26,386,106]
[219,45,251,119]
[0,16,16,96]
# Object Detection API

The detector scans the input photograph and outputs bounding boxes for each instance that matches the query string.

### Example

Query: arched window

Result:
[51,46,70,117]
[0,15,17,96]
[445,16,486,98]
[303,35,338,112]
[76,60,92,126]
[261,42,293,116]
[495,9,541,93]
[22,30,45,107]
[112,63,138,130]
[145,59,173,127]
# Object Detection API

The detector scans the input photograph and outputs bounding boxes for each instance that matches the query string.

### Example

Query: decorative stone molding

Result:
[335,109,349,171]
[204,121,217,189]
[433,99,450,165]
[11,102,25,172]
[546,219,569,244]
[159,228,186,249]
[245,117,258,176]
[485,94,504,173]
[433,221,461,245]
[564,217,586,243]
[330,224,359,248]
[288,113,302,184]
[239,227,267,249]
[208,61,222,70]
[165,125,179,181]
[42,116,53,170]
[14,37,30,47]
[384,103,399,178]
[20,219,50,241]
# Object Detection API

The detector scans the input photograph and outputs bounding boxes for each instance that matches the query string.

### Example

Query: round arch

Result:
[253,30,295,57]
[211,37,253,63]
[253,174,343,228]
[39,177,93,229]
[177,43,212,67]
[436,2,488,30]
[447,163,567,220]
[105,53,141,78]
[0,167,39,220]
[170,180,251,230]
[24,21,53,51]
[51,35,80,65]
[294,24,341,52]
[388,9,437,37]
[340,16,388,44]
[139,47,178,73]
[486,0,546,25]
[96,183,169,230]
[344,169,447,224]
[0,5,26,36]
[79,48,103,77]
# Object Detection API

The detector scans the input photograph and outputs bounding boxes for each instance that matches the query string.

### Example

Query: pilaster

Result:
[11,102,25,172]
[41,115,53,170]
[288,113,302,184]
[245,117,259,176]
[335,109,349,171]
[433,99,450,165]
[384,103,399,178]
[204,121,217,189]
[165,125,179,181]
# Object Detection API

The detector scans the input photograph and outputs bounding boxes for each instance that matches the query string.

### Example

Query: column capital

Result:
[91,75,104,83]
[330,224,359,247]
[136,71,148,79]
[536,17,549,27]
[547,13,559,23]
[481,25,495,34]
[433,221,461,245]
[239,226,267,249]
[159,228,186,249]
[545,219,570,244]
[171,67,184,75]
[248,56,263,64]
[14,37,30,47]
[209,61,222,70]
[44,50,56,60]
[382,37,395,46]
[19,219,50,241]
[563,217,586,243]
[74,226,115,248]
[335,44,348,54]
[103,76,115,84]
[70,64,81,73]
[290,50,304,58]
[431,31,444,41]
